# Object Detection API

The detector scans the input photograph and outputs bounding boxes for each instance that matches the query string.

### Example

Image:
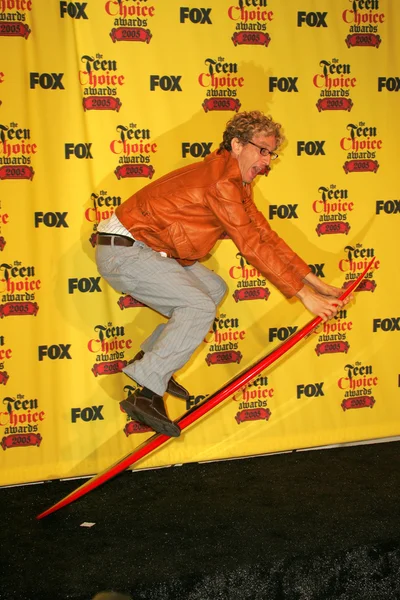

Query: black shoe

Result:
[120,389,181,438]
[127,351,190,400]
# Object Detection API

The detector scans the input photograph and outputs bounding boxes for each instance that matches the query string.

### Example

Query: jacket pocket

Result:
[165,221,198,259]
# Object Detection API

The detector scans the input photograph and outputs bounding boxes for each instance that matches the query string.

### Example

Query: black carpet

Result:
[1,441,400,600]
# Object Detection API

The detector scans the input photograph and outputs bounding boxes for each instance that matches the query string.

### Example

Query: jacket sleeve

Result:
[241,189,311,282]
[206,178,310,298]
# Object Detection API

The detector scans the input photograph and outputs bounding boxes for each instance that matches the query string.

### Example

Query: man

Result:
[96,111,348,438]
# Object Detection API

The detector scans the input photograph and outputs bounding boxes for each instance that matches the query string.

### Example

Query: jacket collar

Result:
[206,148,243,181]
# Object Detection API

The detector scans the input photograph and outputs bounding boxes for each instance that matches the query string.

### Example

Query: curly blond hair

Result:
[219,110,284,152]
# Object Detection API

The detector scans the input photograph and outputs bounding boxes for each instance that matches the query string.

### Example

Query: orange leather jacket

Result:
[116,149,310,298]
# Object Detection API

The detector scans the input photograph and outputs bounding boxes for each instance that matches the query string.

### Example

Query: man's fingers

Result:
[324,300,341,320]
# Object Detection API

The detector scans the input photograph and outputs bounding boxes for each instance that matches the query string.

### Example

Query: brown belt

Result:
[97,234,135,247]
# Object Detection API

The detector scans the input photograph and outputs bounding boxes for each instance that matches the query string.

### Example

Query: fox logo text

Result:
[297,141,325,156]
[269,204,298,219]
[30,73,65,90]
[180,7,212,24]
[377,77,400,92]
[269,326,297,342]
[297,12,327,27]
[372,318,400,332]
[65,143,92,159]
[269,77,298,92]
[60,1,88,19]
[150,75,182,91]
[186,394,206,410]
[376,200,400,215]
[38,344,71,361]
[297,383,324,398]
[181,142,212,158]
[71,405,104,422]
[68,277,101,294]
[308,263,325,277]
[34,212,68,228]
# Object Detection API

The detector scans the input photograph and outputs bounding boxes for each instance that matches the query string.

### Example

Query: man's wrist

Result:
[296,285,308,300]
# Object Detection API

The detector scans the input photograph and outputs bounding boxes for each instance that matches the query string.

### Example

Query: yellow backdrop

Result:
[0,0,399,486]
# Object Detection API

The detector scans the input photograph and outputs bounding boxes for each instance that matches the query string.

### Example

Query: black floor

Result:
[2,440,400,600]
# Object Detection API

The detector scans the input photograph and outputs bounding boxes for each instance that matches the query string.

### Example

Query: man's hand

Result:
[296,284,344,322]
[303,272,354,306]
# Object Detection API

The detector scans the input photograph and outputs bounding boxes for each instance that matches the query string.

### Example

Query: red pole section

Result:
[36,258,375,520]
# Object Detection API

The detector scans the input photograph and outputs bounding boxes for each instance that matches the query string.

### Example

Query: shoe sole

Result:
[120,400,181,438]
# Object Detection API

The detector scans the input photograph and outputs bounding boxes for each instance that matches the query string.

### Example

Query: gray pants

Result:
[96,239,227,395]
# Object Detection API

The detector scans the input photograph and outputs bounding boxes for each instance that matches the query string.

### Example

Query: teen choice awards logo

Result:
[313,58,356,112]
[89,322,133,377]
[338,361,378,411]
[0,261,40,318]
[111,122,157,180]
[233,375,273,425]
[342,0,384,48]
[204,313,245,366]
[229,253,270,303]
[313,184,353,237]
[106,0,154,43]
[0,394,44,450]
[228,0,273,47]
[79,54,124,112]
[314,309,352,356]
[339,244,379,292]
[199,57,243,113]
[0,1,31,39]
[340,122,381,174]
[0,122,36,180]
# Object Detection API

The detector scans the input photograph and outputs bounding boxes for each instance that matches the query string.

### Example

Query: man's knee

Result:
[195,296,217,337]
[184,293,217,330]
[197,294,218,317]
[215,279,228,305]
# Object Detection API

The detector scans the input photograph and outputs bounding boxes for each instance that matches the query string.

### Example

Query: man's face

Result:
[232,132,277,184]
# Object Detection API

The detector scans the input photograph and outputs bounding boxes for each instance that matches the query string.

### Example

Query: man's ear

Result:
[231,137,243,157]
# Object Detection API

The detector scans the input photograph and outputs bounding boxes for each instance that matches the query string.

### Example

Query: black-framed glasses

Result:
[247,140,278,160]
